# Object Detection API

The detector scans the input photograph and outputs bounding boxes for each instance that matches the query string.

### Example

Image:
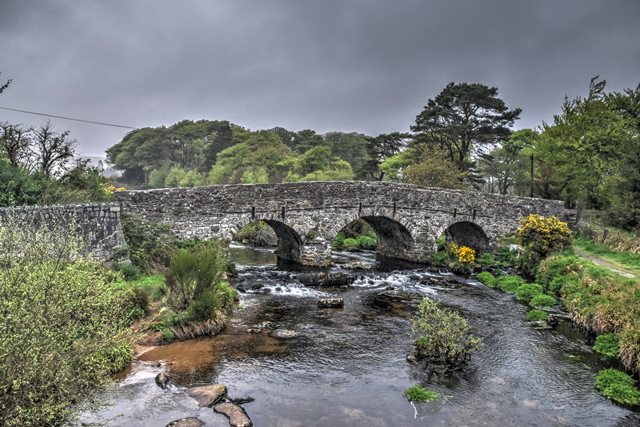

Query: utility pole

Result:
[530,153,534,198]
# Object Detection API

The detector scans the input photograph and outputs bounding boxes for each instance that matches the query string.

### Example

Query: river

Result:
[75,244,638,426]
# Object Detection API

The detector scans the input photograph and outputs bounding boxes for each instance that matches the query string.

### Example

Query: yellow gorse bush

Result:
[103,183,126,195]
[457,246,476,264]
[516,214,572,256]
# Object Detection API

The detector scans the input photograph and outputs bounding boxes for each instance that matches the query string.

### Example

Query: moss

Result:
[595,368,640,405]
[593,333,620,358]
[530,293,556,307]
[527,309,549,321]
[404,385,440,402]
[515,283,544,303]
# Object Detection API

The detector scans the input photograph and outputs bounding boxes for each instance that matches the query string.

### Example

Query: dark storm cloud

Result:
[1,0,639,156]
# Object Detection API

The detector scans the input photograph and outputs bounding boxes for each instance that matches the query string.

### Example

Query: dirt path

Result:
[574,247,638,279]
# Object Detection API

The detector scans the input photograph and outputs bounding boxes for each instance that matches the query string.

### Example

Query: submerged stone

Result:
[187,384,227,407]
[214,402,253,427]
[270,329,299,339]
[166,417,204,427]
[318,298,344,308]
[228,396,255,404]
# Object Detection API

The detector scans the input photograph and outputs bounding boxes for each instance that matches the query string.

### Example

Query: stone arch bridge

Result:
[115,181,569,267]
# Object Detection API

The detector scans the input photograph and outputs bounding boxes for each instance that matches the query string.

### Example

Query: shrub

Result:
[404,385,439,402]
[165,242,229,311]
[412,298,482,365]
[517,214,572,276]
[120,214,176,273]
[429,251,448,266]
[530,293,556,307]
[476,271,497,288]
[457,246,476,264]
[332,233,377,251]
[515,283,544,303]
[476,252,497,267]
[527,309,549,321]
[595,368,640,405]
[115,262,142,281]
[536,253,581,294]
[0,214,132,426]
[495,275,525,293]
[593,333,620,358]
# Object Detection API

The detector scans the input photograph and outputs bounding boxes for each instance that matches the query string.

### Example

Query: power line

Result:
[0,106,138,130]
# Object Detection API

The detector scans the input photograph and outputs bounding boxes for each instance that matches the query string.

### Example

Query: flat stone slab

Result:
[214,402,253,427]
[166,417,204,427]
[187,384,227,407]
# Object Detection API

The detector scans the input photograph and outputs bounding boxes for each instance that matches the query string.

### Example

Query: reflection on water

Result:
[75,245,636,427]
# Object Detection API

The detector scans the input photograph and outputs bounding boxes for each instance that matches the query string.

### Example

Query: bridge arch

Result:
[232,219,303,264]
[443,221,489,251]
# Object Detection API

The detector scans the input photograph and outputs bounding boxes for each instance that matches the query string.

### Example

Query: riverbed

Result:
[75,245,638,426]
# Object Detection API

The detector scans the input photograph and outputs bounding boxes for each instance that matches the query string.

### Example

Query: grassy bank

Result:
[574,236,640,277]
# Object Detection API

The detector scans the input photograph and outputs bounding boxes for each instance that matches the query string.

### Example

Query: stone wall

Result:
[117,181,568,265]
[0,204,127,261]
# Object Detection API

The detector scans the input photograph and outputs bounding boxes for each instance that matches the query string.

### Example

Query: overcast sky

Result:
[1,0,638,157]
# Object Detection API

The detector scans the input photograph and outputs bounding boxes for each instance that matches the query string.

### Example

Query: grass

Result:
[476,271,497,288]
[593,333,621,358]
[332,233,377,251]
[126,274,166,300]
[595,368,640,405]
[530,293,556,307]
[404,385,440,402]
[515,283,543,303]
[527,309,549,321]
[495,275,525,293]
[575,236,640,277]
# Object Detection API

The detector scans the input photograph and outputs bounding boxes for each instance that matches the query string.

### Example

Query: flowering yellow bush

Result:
[457,246,476,264]
[104,183,126,195]
[516,214,572,256]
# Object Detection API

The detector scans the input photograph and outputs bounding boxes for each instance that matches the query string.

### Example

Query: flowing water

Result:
[76,244,639,427]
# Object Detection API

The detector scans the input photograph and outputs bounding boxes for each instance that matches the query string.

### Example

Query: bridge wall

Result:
[0,204,127,261]
[116,181,568,266]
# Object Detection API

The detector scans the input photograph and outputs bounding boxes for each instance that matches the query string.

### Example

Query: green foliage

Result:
[593,333,621,358]
[165,242,229,311]
[428,251,448,266]
[282,145,354,182]
[120,214,177,273]
[114,261,142,280]
[537,254,640,372]
[475,271,497,288]
[527,309,549,321]
[529,293,556,307]
[514,283,543,303]
[412,298,482,365]
[575,235,640,276]
[495,275,525,293]
[403,385,440,402]
[332,232,377,251]
[476,252,497,267]
[402,148,467,189]
[0,215,133,426]
[595,368,640,405]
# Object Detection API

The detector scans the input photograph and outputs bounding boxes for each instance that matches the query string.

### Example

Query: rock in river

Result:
[166,417,204,427]
[318,297,344,308]
[187,384,227,407]
[155,372,172,390]
[270,329,299,339]
[214,402,253,427]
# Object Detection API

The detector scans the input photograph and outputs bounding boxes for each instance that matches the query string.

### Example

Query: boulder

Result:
[166,418,204,427]
[318,298,344,308]
[214,402,253,427]
[187,384,227,407]
[155,372,172,390]
[270,329,299,339]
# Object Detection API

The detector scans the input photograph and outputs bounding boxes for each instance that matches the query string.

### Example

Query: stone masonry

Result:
[0,203,127,261]
[116,181,569,266]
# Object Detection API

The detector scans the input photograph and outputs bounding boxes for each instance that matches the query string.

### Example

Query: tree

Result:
[281,145,354,182]
[411,82,521,171]
[0,122,32,168]
[323,132,370,178]
[364,132,408,180]
[403,148,467,189]
[33,121,75,178]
